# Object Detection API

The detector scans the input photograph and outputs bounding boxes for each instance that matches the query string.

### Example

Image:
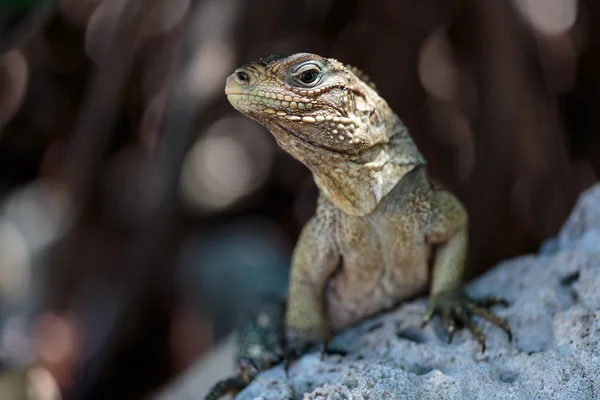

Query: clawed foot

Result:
[283,338,314,375]
[204,377,247,400]
[421,289,512,352]
[204,357,263,400]
[204,356,278,399]
[283,337,346,376]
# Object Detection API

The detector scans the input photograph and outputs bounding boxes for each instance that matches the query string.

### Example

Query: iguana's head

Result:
[225,53,424,216]
[224,53,391,157]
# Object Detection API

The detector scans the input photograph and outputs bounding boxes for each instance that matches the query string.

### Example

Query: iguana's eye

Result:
[299,69,319,84]
[293,63,322,86]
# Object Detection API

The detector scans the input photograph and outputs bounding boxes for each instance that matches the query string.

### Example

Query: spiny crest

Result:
[345,64,377,92]
[258,54,286,65]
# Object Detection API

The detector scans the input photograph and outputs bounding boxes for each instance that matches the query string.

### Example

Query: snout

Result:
[225,68,252,95]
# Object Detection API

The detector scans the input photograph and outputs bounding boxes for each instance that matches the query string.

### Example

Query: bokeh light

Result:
[513,0,578,36]
[180,117,273,213]
[84,0,131,65]
[0,51,28,126]
[418,28,458,103]
[58,0,103,27]
[0,220,30,310]
[139,0,191,39]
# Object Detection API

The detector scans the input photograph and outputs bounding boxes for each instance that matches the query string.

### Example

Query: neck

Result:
[313,128,425,216]
[273,123,425,216]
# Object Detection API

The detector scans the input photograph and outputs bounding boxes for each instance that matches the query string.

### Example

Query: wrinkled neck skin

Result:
[269,119,425,216]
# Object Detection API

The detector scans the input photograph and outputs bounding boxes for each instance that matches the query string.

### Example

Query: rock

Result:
[541,183,600,255]
[236,184,600,400]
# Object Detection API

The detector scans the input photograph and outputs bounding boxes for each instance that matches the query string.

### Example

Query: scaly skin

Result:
[224,53,512,365]
[204,296,285,400]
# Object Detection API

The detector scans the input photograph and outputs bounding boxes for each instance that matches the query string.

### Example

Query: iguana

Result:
[210,53,512,398]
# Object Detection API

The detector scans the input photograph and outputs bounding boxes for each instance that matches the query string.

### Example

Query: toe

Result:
[454,307,487,352]
[446,320,457,344]
[475,296,509,308]
[205,377,246,400]
[470,307,512,342]
[441,307,456,343]
[283,347,301,376]
[421,304,435,328]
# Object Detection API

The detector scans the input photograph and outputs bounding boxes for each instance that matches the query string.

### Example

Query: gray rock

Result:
[236,184,600,400]
[540,183,600,255]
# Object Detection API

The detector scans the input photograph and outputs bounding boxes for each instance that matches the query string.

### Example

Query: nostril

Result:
[235,70,250,83]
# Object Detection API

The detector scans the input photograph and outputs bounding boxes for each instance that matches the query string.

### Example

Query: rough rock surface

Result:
[236,184,600,400]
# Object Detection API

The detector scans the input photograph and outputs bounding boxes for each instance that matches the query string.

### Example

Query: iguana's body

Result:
[301,165,465,333]
[220,53,511,385]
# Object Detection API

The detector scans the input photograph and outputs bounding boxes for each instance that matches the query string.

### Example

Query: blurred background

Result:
[0,0,597,398]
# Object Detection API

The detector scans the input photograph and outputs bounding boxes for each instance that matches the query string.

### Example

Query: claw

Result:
[236,357,260,383]
[323,346,348,357]
[283,349,295,377]
[441,306,455,343]
[283,337,339,376]
[421,306,434,328]
[424,288,512,353]
[454,306,487,352]
[262,351,284,368]
[238,357,259,372]
[475,296,509,308]
[284,358,291,377]
[283,342,309,377]
[469,307,512,342]
[319,342,326,361]
[447,321,457,344]
[204,377,246,400]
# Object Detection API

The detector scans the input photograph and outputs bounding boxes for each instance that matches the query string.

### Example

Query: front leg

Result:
[422,191,511,351]
[285,216,340,368]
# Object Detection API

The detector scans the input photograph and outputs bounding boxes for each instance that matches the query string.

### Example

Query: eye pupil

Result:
[300,69,318,84]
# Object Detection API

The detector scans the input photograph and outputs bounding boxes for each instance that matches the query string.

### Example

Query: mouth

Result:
[225,88,244,96]
[225,73,247,97]
[225,94,244,111]
[275,122,309,143]
[275,122,351,157]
